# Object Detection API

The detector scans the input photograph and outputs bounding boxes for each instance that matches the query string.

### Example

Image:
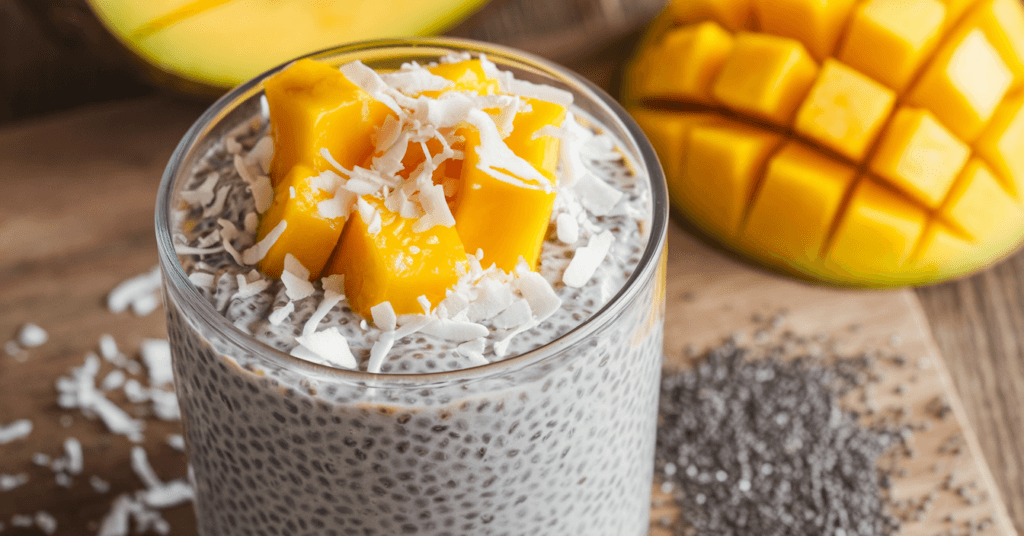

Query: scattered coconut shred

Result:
[172,52,648,373]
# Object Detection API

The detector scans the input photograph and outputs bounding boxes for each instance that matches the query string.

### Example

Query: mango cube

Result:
[752,0,856,60]
[827,180,928,278]
[976,93,1024,198]
[958,0,1024,80]
[794,59,896,161]
[324,196,467,318]
[838,0,947,92]
[742,142,856,263]
[454,128,558,272]
[684,121,782,239]
[869,107,970,208]
[627,22,735,104]
[912,223,974,275]
[629,109,717,193]
[264,59,395,186]
[711,33,819,126]
[503,98,567,181]
[424,59,500,96]
[907,28,1013,141]
[667,0,754,30]
[256,165,349,280]
[940,158,1022,240]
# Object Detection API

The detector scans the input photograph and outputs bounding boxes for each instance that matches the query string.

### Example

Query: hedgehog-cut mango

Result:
[625,0,1024,286]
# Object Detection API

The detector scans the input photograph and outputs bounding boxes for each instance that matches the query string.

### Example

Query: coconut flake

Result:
[140,339,173,387]
[466,278,514,322]
[131,293,161,317]
[281,255,315,301]
[226,136,242,155]
[493,321,537,358]
[235,272,271,299]
[97,494,133,536]
[217,219,246,266]
[370,302,398,331]
[166,434,185,452]
[241,219,286,265]
[203,185,232,219]
[33,512,57,535]
[64,438,83,475]
[292,328,357,369]
[148,389,181,421]
[179,173,219,207]
[0,473,28,491]
[563,230,613,288]
[556,213,579,244]
[514,269,562,322]
[413,183,456,232]
[268,302,295,326]
[319,148,353,177]
[251,174,274,213]
[91,475,111,494]
[318,189,356,220]
[247,136,275,174]
[492,298,533,330]
[124,379,148,404]
[174,244,224,256]
[107,267,161,314]
[421,320,489,342]
[142,479,194,509]
[130,446,163,489]
[381,69,454,95]
[302,286,344,336]
[0,419,32,444]
[506,78,574,107]
[455,338,489,366]
[17,323,48,348]
[101,370,126,391]
[575,173,623,216]
[466,109,550,189]
[188,272,216,289]
[367,331,396,373]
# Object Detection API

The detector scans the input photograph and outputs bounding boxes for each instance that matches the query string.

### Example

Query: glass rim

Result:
[155,36,669,388]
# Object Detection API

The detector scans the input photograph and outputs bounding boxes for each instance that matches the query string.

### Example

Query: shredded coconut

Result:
[241,220,287,265]
[34,511,57,535]
[0,473,28,492]
[575,173,623,216]
[281,254,315,300]
[556,213,579,244]
[179,173,219,207]
[0,419,33,444]
[370,302,398,332]
[292,328,357,369]
[64,437,84,475]
[268,302,295,326]
[140,339,173,387]
[106,267,161,315]
[17,323,48,348]
[563,230,614,288]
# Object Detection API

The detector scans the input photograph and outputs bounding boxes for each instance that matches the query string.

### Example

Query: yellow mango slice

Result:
[752,0,856,60]
[666,0,754,31]
[794,59,896,162]
[742,142,855,264]
[264,58,395,186]
[838,0,947,92]
[869,107,970,208]
[907,28,1013,141]
[684,121,783,239]
[626,22,735,104]
[324,196,467,318]
[256,164,348,280]
[940,158,1023,240]
[454,128,557,272]
[826,180,928,280]
[976,92,1024,198]
[711,33,819,126]
[504,98,567,181]
[424,59,500,96]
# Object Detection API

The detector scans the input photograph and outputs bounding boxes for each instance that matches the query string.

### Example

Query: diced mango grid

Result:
[629,0,1024,279]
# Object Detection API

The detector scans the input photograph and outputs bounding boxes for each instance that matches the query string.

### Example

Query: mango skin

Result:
[625,0,1024,287]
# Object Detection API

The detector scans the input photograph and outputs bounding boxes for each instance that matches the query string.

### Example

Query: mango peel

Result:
[625,0,1024,286]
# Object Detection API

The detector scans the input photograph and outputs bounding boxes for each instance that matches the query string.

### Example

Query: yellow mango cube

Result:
[627,22,735,104]
[838,0,947,92]
[826,180,928,279]
[667,0,754,30]
[742,141,856,264]
[684,121,783,239]
[869,107,970,208]
[711,33,819,127]
[958,0,1024,81]
[976,93,1024,198]
[912,223,974,276]
[324,196,468,318]
[454,129,557,272]
[752,0,856,60]
[256,165,348,280]
[907,28,1013,141]
[794,59,896,162]
[264,59,395,186]
[629,109,718,195]
[940,158,1022,240]
[503,98,567,181]
[424,59,500,96]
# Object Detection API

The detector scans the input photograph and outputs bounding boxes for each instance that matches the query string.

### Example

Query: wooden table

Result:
[0,5,1022,535]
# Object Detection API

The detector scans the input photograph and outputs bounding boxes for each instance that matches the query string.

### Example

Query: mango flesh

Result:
[85,0,491,90]
[625,0,1024,286]
[323,196,468,318]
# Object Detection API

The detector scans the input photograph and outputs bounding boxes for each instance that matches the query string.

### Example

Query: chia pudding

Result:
[156,41,668,536]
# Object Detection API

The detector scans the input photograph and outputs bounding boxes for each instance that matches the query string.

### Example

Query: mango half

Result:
[85,0,490,91]
[625,0,1024,286]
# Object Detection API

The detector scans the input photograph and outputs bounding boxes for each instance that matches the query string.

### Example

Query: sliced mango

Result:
[907,28,1013,141]
[752,0,856,60]
[424,59,500,96]
[742,141,855,264]
[504,98,567,181]
[666,0,754,31]
[324,196,467,318]
[711,33,819,126]
[626,22,735,104]
[976,92,1024,198]
[794,59,896,162]
[256,164,349,280]
[869,107,970,208]
[826,180,928,280]
[940,158,1023,240]
[912,223,975,276]
[838,0,947,92]
[264,58,394,186]
[684,121,783,239]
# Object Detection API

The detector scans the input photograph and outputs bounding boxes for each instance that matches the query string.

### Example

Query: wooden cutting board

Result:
[651,224,1018,535]
[0,97,1014,535]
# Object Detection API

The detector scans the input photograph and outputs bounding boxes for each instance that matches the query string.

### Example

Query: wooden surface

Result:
[0,41,1021,536]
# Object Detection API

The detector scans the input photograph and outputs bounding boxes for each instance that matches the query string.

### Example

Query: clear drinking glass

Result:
[156,38,668,536]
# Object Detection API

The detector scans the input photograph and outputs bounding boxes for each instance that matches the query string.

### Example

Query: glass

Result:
[156,38,668,536]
